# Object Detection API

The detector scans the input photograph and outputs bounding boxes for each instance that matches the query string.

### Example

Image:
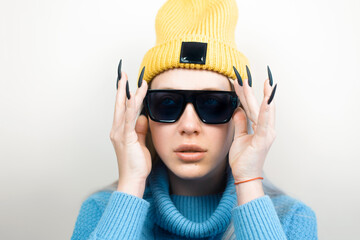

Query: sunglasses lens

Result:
[196,93,236,123]
[148,92,183,122]
[146,91,238,124]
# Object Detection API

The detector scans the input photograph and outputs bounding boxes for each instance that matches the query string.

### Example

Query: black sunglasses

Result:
[142,89,240,124]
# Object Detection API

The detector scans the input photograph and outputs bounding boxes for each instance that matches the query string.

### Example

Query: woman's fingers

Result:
[233,66,260,126]
[134,79,148,116]
[112,71,128,130]
[255,79,277,139]
[233,67,251,122]
[242,66,260,125]
[112,64,148,130]
[266,79,276,130]
[124,67,148,144]
[124,80,139,143]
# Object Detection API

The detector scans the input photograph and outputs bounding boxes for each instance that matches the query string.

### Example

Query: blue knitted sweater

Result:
[71,161,318,239]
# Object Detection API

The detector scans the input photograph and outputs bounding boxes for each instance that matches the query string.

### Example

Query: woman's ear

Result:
[145,121,157,164]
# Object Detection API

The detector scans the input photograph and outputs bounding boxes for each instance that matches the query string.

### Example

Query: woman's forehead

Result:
[150,68,232,91]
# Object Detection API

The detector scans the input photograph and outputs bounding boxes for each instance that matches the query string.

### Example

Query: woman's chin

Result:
[167,161,209,179]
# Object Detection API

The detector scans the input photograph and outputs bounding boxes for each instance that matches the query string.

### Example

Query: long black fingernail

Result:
[233,66,243,86]
[246,65,252,87]
[138,66,145,88]
[126,80,130,99]
[267,83,277,105]
[267,65,273,87]
[116,59,122,90]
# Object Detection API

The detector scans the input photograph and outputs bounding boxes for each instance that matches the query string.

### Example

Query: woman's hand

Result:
[110,64,151,186]
[229,66,278,183]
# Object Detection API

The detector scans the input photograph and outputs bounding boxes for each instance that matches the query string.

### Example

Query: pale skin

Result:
[148,69,234,197]
[111,68,276,206]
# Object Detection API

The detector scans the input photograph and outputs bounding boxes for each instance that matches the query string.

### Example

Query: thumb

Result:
[135,114,148,146]
[232,107,248,139]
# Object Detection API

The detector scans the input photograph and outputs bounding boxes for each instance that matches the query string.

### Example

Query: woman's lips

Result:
[175,151,206,161]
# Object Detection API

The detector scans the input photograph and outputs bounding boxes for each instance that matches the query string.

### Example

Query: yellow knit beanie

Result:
[137,0,250,86]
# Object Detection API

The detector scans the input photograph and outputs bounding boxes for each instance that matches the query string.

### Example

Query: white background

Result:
[1,0,359,239]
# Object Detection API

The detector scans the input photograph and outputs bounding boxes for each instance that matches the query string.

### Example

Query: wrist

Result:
[235,179,265,205]
[117,178,147,198]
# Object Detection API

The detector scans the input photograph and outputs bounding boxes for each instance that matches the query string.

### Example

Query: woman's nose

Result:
[177,103,202,134]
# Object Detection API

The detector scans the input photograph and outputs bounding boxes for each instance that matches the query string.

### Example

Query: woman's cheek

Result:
[150,126,173,159]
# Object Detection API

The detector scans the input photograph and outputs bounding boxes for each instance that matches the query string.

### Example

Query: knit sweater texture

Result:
[71,161,318,239]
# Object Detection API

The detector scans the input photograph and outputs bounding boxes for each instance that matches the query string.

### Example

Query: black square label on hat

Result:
[180,41,207,65]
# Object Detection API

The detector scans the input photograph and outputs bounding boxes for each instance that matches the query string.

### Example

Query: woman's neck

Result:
[167,159,228,196]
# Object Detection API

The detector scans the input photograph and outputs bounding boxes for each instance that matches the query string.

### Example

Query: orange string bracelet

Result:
[234,177,264,185]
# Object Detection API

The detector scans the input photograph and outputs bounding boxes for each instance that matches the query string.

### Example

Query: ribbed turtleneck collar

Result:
[149,161,237,239]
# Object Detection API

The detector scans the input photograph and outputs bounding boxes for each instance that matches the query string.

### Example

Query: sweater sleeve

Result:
[71,191,150,240]
[231,195,287,240]
[283,202,318,239]
[230,195,318,240]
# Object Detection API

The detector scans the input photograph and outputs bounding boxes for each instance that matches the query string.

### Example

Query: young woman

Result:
[71,0,318,239]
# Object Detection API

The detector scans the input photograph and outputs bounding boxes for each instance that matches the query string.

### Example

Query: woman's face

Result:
[149,68,236,179]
